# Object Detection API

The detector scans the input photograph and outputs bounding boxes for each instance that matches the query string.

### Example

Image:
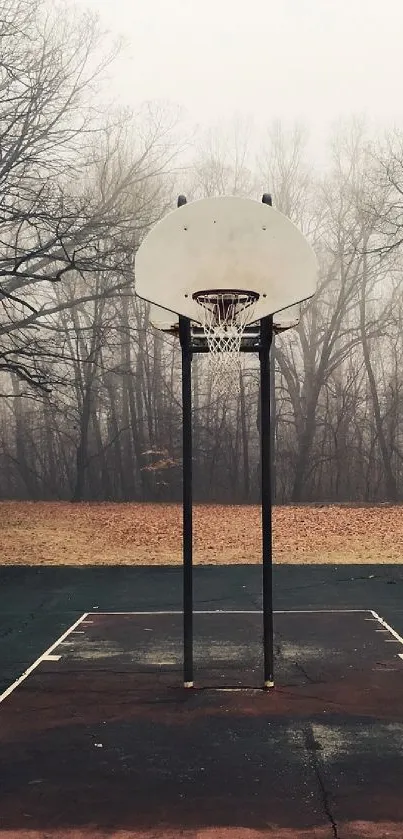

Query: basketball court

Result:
[1,197,402,838]
[1,584,403,839]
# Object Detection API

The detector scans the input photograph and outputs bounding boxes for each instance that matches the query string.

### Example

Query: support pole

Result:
[260,315,274,688]
[270,333,276,503]
[179,315,193,687]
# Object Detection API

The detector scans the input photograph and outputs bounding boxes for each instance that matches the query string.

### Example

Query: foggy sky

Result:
[69,0,403,148]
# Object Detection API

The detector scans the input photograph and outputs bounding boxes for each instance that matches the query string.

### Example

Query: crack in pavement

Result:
[273,631,326,687]
[303,723,338,838]
[293,660,324,685]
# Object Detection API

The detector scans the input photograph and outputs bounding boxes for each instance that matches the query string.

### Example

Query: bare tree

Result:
[1,113,403,504]
[188,118,258,199]
[0,0,181,393]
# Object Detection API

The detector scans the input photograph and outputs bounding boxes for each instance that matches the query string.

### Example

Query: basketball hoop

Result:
[193,290,259,392]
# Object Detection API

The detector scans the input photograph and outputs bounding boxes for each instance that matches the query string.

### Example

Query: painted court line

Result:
[95,609,369,616]
[371,611,403,658]
[2,610,399,705]
[0,612,88,705]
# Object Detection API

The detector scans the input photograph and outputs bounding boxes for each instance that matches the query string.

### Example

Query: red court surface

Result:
[1,609,403,838]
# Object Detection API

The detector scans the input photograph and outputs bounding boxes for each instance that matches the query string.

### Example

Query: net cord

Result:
[193,291,258,392]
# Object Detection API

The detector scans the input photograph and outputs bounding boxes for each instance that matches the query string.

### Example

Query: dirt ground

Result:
[0,501,402,565]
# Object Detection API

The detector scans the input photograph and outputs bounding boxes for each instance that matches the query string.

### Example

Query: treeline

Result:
[1,0,403,503]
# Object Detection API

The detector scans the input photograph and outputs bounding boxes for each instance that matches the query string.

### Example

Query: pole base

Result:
[184,681,194,689]
[263,680,275,690]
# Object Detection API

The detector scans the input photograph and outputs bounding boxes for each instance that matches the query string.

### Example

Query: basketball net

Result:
[193,291,258,394]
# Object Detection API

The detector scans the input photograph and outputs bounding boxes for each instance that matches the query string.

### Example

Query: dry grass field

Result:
[0,501,402,565]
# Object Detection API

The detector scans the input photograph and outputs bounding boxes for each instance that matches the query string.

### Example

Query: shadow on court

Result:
[1,603,403,837]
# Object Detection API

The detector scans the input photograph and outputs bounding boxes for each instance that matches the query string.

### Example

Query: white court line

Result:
[0,609,383,705]
[94,609,369,616]
[371,609,403,660]
[371,610,403,644]
[0,612,88,705]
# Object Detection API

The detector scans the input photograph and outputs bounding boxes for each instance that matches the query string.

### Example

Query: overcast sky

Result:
[69,0,403,152]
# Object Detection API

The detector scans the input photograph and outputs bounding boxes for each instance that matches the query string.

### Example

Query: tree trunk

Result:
[360,257,398,500]
[71,387,92,502]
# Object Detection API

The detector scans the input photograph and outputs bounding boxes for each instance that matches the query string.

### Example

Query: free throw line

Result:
[94,609,369,615]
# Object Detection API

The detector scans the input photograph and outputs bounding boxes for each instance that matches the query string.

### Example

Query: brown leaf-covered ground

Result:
[0,501,402,565]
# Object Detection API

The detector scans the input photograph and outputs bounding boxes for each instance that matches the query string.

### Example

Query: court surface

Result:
[1,564,403,838]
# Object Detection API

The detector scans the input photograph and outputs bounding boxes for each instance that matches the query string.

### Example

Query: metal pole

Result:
[179,315,193,687]
[270,333,276,503]
[260,315,274,689]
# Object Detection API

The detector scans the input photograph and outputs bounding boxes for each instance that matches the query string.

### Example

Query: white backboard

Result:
[148,303,180,334]
[136,196,317,324]
[272,303,300,332]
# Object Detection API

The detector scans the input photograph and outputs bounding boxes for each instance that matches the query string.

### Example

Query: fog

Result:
[69,0,403,148]
[2,0,403,503]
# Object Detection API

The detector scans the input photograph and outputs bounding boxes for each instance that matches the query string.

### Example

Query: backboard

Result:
[135,196,317,325]
[148,301,301,335]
